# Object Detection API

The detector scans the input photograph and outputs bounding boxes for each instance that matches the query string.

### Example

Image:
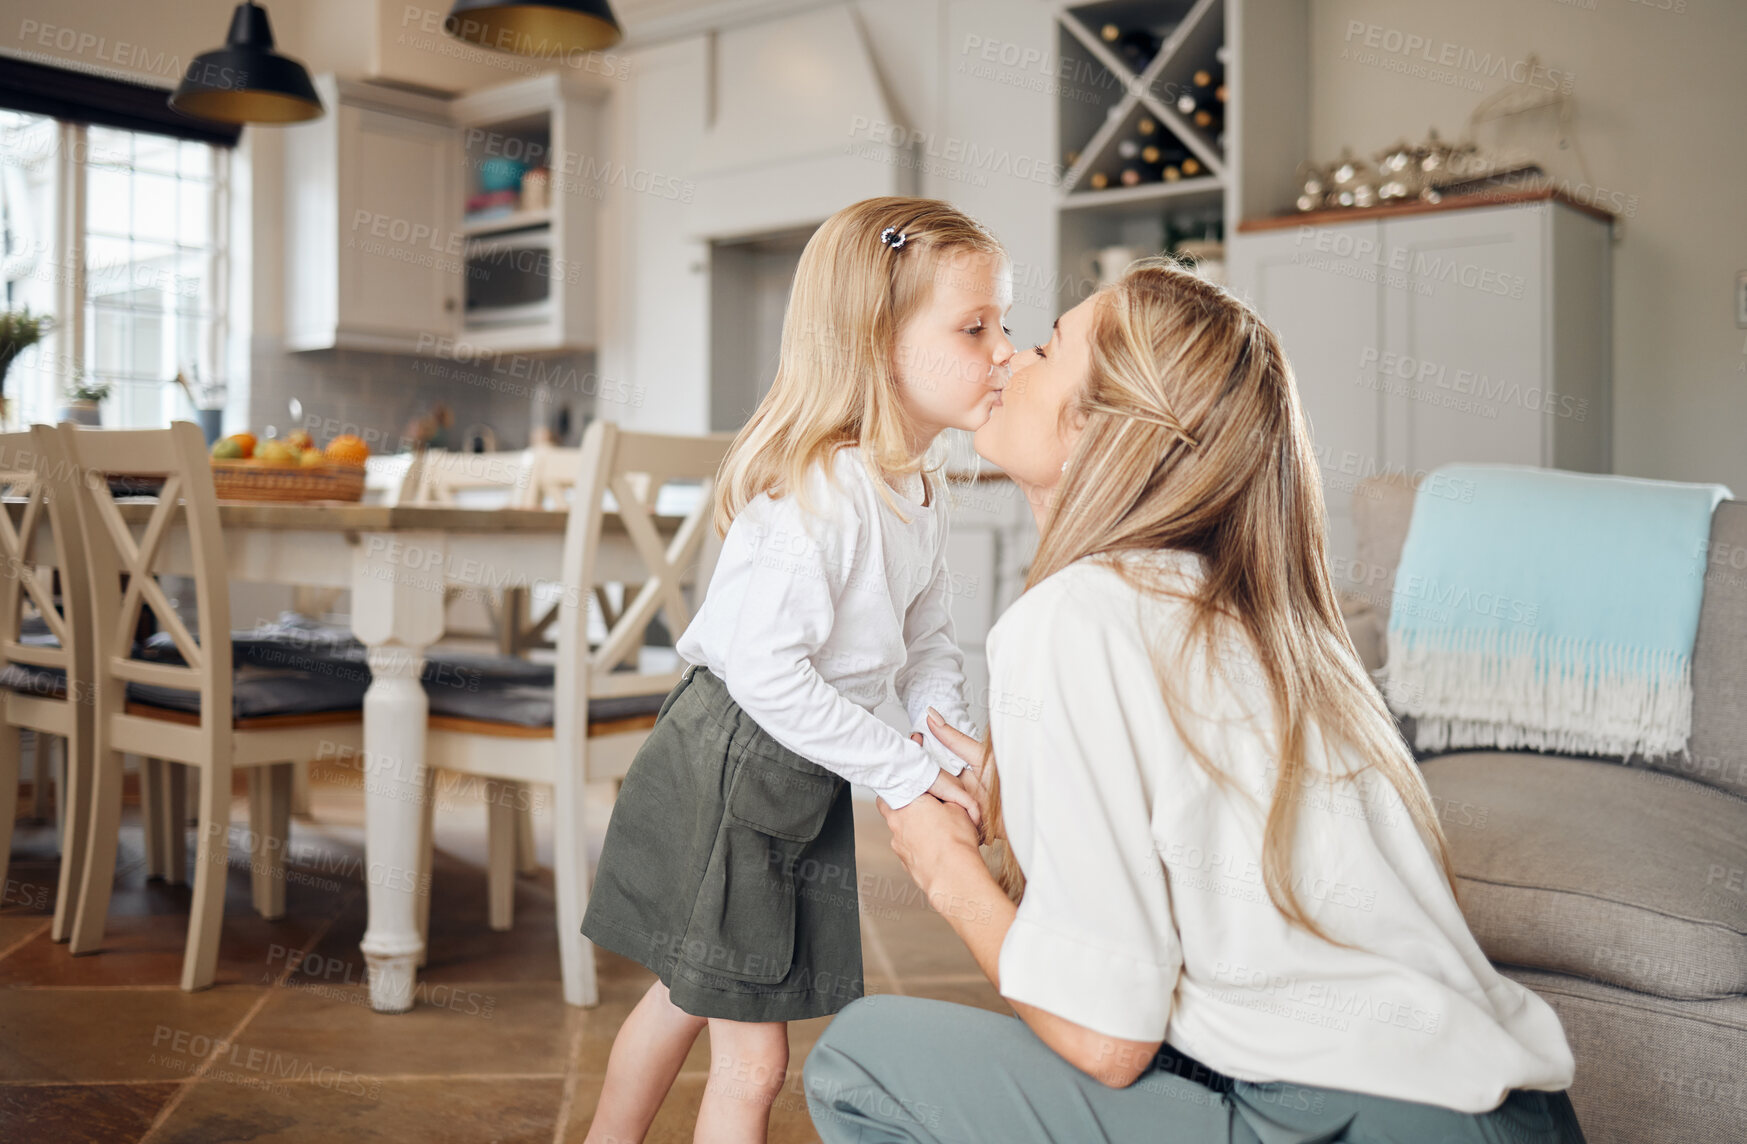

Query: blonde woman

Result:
[804,260,1587,1143]
[582,198,1016,1144]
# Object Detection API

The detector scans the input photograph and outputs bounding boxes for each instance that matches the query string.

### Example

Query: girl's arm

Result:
[895,517,975,777]
[720,480,947,810]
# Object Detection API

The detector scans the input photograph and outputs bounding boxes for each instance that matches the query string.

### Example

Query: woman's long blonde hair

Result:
[712,197,1006,535]
[981,258,1457,947]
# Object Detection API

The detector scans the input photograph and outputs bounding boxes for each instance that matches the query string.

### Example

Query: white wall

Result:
[1309,0,1747,494]
[605,0,1061,432]
[10,0,1741,493]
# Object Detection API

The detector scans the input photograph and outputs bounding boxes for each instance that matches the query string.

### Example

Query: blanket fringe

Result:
[1383,625,1693,760]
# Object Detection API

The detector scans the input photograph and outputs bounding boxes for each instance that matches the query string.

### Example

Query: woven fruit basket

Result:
[210,461,366,503]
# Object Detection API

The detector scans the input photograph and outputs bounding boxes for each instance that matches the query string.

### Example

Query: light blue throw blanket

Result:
[1384,463,1732,760]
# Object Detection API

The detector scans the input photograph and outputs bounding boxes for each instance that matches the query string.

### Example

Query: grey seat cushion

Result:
[1422,751,1747,999]
[423,649,674,727]
[113,612,672,729]
[126,669,369,721]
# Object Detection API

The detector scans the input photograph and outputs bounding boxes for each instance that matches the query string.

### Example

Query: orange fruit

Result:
[324,434,370,467]
[231,432,257,458]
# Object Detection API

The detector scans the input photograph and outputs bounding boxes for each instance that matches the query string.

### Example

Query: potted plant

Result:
[0,309,51,425]
[60,372,111,426]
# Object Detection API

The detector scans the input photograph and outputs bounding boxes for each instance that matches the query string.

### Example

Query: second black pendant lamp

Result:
[445,1,625,55]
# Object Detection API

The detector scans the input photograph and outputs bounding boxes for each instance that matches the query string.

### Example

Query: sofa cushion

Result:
[1421,751,1747,1000]
[1355,478,1747,801]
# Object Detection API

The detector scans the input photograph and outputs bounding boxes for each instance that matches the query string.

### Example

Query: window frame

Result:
[5,116,232,427]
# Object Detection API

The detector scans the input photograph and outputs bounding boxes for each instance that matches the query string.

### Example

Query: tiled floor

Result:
[0,765,1010,1143]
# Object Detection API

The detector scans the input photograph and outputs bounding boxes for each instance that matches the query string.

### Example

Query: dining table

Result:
[19,498,688,1012]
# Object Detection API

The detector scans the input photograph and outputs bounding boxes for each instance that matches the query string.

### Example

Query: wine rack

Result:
[1053,0,1305,309]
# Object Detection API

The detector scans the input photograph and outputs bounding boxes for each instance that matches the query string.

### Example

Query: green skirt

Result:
[581,664,864,1022]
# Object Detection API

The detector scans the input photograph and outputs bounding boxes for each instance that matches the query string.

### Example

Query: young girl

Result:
[580,197,1015,1143]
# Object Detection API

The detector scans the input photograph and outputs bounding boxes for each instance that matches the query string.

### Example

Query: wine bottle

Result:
[1117,139,1141,161]
[1182,156,1202,177]
[1100,22,1159,72]
[1138,116,1159,139]
[1120,166,1145,187]
[1089,171,1111,191]
[1119,29,1160,72]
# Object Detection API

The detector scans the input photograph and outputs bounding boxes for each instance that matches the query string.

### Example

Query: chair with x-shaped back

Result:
[62,421,365,991]
[416,419,730,1006]
[0,425,96,943]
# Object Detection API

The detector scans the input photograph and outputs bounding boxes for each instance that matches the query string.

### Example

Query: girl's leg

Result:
[585,980,708,1144]
[696,1018,790,1144]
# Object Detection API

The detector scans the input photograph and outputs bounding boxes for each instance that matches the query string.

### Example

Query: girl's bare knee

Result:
[706,1019,791,1099]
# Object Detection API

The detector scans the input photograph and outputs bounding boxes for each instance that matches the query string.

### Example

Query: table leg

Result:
[352,533,447,1013]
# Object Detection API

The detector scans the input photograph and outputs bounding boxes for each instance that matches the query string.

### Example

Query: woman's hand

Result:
[927,707,989,808]
[880,770,986,905]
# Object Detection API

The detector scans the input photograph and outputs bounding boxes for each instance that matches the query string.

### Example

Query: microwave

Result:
[464,230,557,327]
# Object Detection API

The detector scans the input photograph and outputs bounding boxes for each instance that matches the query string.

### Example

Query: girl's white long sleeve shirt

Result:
[674,445,973,809]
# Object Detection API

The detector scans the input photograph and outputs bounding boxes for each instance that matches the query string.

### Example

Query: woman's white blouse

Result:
[988,549,1577,1114]
[675,445,972,809]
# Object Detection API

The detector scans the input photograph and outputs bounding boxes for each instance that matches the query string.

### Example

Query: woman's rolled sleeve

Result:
[987,595,1184,1044]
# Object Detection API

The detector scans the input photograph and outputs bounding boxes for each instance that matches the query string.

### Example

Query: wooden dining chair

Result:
[0,425,96,944]
[418,421,730,1006]
[63,421,366,991]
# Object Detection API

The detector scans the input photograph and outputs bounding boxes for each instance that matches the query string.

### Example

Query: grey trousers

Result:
[804,997,1588,1144]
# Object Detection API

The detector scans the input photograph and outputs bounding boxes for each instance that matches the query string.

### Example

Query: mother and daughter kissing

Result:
[578,196,1588,1144]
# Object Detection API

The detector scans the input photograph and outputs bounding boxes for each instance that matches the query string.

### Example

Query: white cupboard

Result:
[1227,193,1613,564]
[285,76,459,353]
[283,73,605,355]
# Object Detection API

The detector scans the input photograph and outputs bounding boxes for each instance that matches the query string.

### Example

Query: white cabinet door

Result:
[1379,205,1545,475]
[1229,223,1384,565]
[337,104,459,346]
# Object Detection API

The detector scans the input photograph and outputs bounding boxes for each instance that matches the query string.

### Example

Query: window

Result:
[0,111,230,428]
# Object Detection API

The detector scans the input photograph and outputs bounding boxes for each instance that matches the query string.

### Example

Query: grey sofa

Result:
[1339,475,1747,1144]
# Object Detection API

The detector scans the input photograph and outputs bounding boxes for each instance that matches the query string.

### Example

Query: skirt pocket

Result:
[679,747,841,985]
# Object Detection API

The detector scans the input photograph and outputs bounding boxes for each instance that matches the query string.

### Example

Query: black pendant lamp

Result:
[169,2,323,125]
[445,1,625,55]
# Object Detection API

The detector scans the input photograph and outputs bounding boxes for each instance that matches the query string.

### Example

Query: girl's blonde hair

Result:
[979,258,1458,947]
[711,197,1007,536]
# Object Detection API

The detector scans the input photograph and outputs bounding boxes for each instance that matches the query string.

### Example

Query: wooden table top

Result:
[3,499,686,535]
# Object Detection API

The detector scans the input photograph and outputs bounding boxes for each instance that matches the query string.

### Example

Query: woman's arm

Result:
[879,717,1164,1088]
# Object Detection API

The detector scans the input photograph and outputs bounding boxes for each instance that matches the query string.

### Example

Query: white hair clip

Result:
[880,226,908,250]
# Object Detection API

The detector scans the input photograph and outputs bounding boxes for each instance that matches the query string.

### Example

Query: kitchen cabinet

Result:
[1227,194,1613,564]
[284,76,459,353]
[284,73,605,356]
